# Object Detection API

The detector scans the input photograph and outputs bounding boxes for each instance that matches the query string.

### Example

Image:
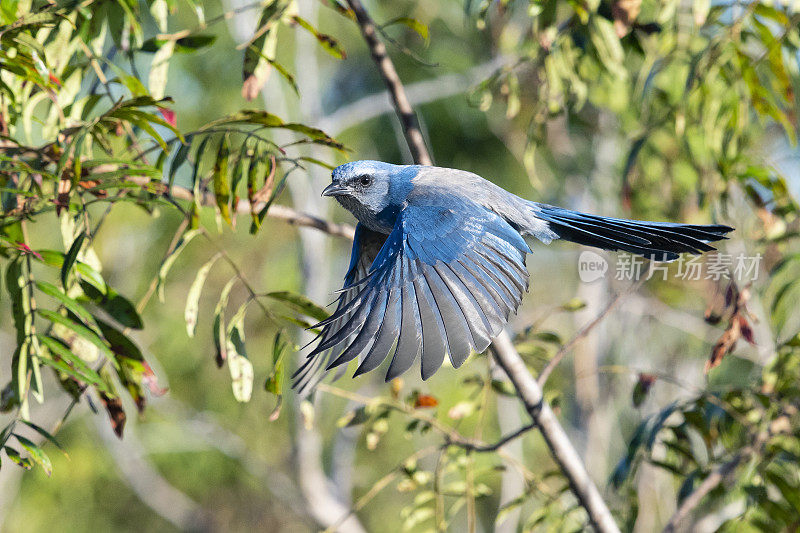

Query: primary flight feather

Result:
[292,161,733,393]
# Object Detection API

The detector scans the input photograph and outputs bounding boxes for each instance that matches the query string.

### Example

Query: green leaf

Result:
[185,253,221,337]
[79,280,143,330]
[35,281,101,333]
[632,380,647,407]
[212,278,238,366]
[382,16,430,46]
[490,379,517,397]
[96,319,144,362]
[0,422,16,448]
[265,331,287,420]
[589,17,626,78]
[36,335,109,392]
[241,1,287,100]
[167,139,191,188]
[36,309,115,362]
[297,156,336,170]
[157,228,201,303]
[4,446,32,470]
[205,110,344,151]
[265,331,287,396]
[14,434,52,476]
[534,331,561,345]
[292,15,346,59]
[61,232,86,289]
[766,467,800,512]
[560,298,587,312]
[264,291,329,322]
[75,262,107,294]
[101,291,144,330]
[107,63,149,97]
[266,58,298,94]
[142,35,217,53]
[213,136,232,225]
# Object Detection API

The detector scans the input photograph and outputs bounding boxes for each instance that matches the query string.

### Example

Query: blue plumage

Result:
[292,161,733,393]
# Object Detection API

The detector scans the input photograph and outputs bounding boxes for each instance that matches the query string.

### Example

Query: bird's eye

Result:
[358,175,373,187]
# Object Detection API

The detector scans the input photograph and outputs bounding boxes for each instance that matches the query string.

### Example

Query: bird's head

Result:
[323,160,416,231]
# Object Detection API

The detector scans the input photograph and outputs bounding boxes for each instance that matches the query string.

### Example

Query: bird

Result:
[292,160,733,393]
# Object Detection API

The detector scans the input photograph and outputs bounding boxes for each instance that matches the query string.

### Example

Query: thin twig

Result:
[126,175,355,240]
[661,430,768,532]
[323,445,439,533]
[454,423,537,453]
[538,280,642,387]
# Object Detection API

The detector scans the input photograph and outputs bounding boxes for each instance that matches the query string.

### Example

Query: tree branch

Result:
[345,2,620,531]
[127,175,355,240]
[661,454,744,533]
[490,333,620,532]
[662,428,769,533]
[346,0,432,166]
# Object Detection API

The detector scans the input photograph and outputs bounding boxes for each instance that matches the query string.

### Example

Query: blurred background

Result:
[1,0,799,531]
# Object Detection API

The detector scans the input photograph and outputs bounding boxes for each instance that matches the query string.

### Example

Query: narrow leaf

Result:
[213,137,232,225]
[4,446,32,470]
[185,253,221,337]
[36,309,115,361]
[14,435,52,476]
[148,40,175,100]
[264,291,329,321]
[157,229,201,303]
[61,232,86,289]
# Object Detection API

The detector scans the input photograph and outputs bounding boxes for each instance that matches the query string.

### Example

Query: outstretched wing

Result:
[295,193,531,387]
[292,223,386,395]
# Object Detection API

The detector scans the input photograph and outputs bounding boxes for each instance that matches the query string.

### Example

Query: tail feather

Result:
[532,203,733,261]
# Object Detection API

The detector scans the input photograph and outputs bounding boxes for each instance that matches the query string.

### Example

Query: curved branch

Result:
[346,0,432,166]
[490,332,620,533]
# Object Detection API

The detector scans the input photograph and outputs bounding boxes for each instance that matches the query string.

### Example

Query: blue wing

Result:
[294,192,531,388]
[292,223,385,394]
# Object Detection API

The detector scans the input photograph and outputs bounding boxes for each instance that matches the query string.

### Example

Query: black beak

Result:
[321,183,348,197]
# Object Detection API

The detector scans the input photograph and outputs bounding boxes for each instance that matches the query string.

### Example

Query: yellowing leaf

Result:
[148,40,175,100]
[185,253,221,337]
[157,229,201,303]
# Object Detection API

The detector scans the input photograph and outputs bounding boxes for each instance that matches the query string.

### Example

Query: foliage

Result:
[0,0,799,531]
[0,0,343,467]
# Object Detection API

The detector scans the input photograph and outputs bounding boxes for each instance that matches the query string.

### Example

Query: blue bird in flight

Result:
[293,161,732,393]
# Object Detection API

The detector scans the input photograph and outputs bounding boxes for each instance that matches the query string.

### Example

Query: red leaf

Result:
[413,394,438,408]
[48,72,61,87]
[738,314,756,345]
[705,323,740,374]
[100,393,127,438]
[638,372,656,392]
[158,107,177,128]
[141,361,168,396]
[724,282,735,308]
[14,243,43,261]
